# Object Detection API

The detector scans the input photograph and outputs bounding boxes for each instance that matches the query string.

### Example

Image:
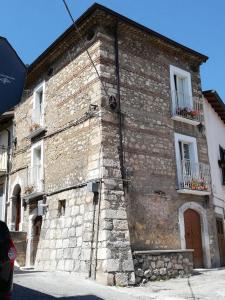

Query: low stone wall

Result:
[133,250,193,284]
[10,231,27,267]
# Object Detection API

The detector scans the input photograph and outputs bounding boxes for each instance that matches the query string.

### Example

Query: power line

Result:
[62,0,109,98]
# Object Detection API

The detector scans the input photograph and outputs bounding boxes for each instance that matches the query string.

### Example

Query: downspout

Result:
[4,128,11,223]
[114,21,125,186]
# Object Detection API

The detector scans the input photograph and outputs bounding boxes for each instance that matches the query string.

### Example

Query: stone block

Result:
[72,248,81,260]
[104,259,120,272]
[159,268,167,275]
[135,268,144,277]
[63,239,70,248]
[81,249,91,261]
[156,260,164,268]
[97,248,111,260]
[115,273,129,287]
[57,260,64,271]
[64,259,74,272]
[76,226,82,237]
[144,269,152,278]
[122,260,134,272]
[175,264,183,270]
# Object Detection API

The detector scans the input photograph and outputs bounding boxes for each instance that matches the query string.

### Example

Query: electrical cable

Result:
[62,0,109,99]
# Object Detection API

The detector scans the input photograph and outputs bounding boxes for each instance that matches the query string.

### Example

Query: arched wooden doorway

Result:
[12,184,21,231]
[184,209,203,268]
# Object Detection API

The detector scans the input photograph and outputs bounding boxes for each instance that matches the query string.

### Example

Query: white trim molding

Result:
[170,65,193,110]
[178,202,211,268]
[32,81,45,127]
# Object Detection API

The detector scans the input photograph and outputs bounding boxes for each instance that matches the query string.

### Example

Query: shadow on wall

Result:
[12,284,105,300]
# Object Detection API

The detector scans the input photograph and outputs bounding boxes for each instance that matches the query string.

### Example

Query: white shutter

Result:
[0,190,3,221]
[176,76,185,107]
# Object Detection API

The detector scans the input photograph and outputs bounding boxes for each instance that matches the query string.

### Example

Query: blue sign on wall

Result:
[0,37,26,115]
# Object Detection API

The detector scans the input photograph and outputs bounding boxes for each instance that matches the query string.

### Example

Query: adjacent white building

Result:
[204,90,225,266]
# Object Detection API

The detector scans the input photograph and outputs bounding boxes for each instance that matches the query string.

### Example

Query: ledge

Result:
[177,189,211,196]
[27,127,47,140]
[133,249,194,255]
[171,115,200,126]
[23,192,45,202]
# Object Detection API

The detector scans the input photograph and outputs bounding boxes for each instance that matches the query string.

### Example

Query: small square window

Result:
[58,200,66,217]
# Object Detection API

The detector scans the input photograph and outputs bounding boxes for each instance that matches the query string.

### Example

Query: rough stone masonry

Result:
[7,4,220,286]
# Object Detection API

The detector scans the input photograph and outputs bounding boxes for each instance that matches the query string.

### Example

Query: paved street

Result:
[12,268,225,300]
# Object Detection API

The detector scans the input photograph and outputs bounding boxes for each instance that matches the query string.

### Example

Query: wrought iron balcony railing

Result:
[177,159,211,195]
[171,91,203,125]
[24,164,44,195]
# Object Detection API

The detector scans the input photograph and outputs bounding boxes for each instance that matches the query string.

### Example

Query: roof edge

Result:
[28,2,208,72]
[0,36,27,69]
[203,90,225,124]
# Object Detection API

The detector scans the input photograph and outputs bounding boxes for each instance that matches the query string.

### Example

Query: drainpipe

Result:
[114,21,125,186]
[4,128,11,223]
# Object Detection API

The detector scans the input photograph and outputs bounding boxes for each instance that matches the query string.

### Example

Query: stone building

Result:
[5,4,221,285]
[204,90,225,266]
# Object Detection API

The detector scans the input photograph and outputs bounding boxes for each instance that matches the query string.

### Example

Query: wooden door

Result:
[184,209,203,268]
[216,218,225,266]
[15,195,21,231]
[32,216,42,265]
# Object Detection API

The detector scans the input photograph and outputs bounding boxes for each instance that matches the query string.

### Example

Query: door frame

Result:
[216,217,225,266]
[179,202,211,268]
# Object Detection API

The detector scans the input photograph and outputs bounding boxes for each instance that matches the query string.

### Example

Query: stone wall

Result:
[8,16,135,286]
[98,18,219,267]
[133,250,193,284]
[10,231,27,266]
[6,7,221,285]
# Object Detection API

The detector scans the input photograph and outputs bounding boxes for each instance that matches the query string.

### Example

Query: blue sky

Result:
[1,0,224,100]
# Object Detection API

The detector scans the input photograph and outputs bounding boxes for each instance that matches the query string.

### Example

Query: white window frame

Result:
[174,133,198,186]
[0,185,5,221]
[170,65,193,113]
[32,81,45,127]
[31,140,44,192]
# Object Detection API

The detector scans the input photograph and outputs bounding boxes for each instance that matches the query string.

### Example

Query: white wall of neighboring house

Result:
[204,99,225,215]
[0,127,12,221]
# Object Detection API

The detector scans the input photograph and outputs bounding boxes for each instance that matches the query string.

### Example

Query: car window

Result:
[0,221,10,241]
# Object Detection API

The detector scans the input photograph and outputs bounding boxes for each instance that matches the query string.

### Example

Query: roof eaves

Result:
[28,2,208,73]
[203,90,225,124]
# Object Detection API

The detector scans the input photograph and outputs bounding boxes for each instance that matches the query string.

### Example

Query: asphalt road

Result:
[12,268,225,300]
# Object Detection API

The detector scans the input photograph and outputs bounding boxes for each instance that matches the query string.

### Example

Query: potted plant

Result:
[29,122,40,133]
[24,185,34,195]
[176,107,200,120]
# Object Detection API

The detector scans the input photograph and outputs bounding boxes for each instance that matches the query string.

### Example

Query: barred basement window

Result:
[58,200,66,217]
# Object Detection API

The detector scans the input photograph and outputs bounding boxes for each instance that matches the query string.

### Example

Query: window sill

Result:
[27,126,47,140]
[177,188,211,196]
[172,115,200,126]
[0,169,7,175]
[23,191,45,202]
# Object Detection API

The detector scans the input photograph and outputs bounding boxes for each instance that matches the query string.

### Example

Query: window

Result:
[176,135,198,164]
[175,133,199,190]
[31,142,43,192]
[0,187,4,221]
[32,82,45,127]
[170,66,192,110]
[218,146,225,185]
[58,200,66,217]
[169,66,203,125]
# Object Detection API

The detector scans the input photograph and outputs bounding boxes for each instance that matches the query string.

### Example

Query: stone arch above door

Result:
[178,202,211,268]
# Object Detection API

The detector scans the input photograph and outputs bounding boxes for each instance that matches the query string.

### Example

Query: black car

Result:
[0,221,16,300]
